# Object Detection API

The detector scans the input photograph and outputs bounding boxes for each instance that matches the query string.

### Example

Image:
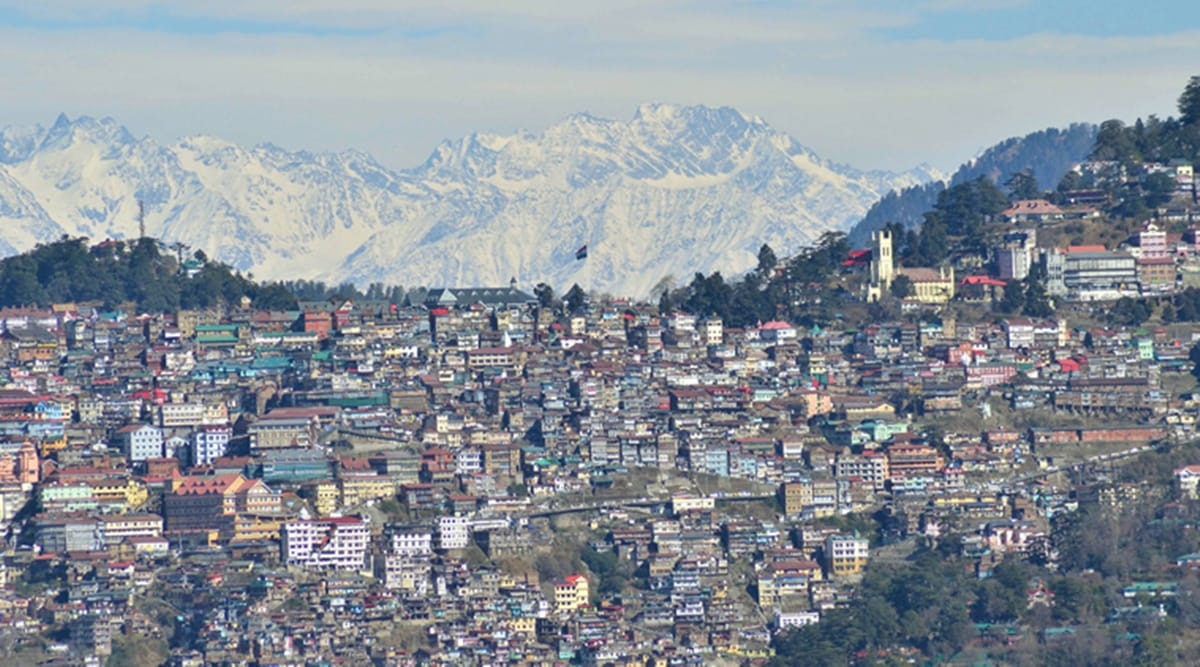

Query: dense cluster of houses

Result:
[857,156,1200,305]
[1,276,1200,664]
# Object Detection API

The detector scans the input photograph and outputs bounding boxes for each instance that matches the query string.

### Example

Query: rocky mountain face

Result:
[0,108,939,296]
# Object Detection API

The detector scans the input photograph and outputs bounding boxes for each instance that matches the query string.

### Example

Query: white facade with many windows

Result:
[191,425,232,467]
[115,424,163,462]
[158,402,206,428]
[438,515,471,550]
[282,517,370,570]
[390,529,433,557]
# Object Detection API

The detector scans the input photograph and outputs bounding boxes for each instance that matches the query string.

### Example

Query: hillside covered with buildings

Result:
[3,77,1200,667]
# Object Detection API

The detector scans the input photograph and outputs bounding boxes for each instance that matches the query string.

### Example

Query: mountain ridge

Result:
[847,123,1098,248]
[0,108,938,296]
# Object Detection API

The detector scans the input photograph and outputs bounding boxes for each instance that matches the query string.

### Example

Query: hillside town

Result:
[6,160,1200,667]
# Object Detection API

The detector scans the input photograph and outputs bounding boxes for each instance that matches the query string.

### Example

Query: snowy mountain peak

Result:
[0,106,940,296]
[39,113,135,151]
[632,102,762,129]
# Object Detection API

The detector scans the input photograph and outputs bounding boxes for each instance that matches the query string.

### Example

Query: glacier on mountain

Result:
[0,107,940,297]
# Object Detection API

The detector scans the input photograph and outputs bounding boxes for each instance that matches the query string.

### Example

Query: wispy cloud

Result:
[0,1,1196,172]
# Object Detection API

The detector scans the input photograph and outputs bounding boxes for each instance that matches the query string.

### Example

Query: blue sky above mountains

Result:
[1,0,1197,172]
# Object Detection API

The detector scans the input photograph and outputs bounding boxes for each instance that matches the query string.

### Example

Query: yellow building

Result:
[895,267,956,304]
[779,481,812,516]
[506,617,536,637]
[757,576,777,608]
[340,476,395,508]
[824,534,869,577]
[38,437,67,456]
[225,514,284,543]
[553,574,590,614]
[756,559,824,608]
[90,478,149,510]
[305,481,339,516]
[865,228,955,303]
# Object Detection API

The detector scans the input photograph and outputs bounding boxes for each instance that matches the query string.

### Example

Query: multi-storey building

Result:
[779,480,813,516]
[388,526,434,557]
[438,515,471,550]
[35,516,103,553]
[0,440,39,485]
[339,475,395,507]
[97,513,164,546]
[191,425,232,467]
[112,423,164,462]
[886,443,944,477]
[699,317,724,346]
[282,517,370,570]
[158,402,206,429]
[996,230,1037,281]
[833,450,889,492]
[823,534,869,577]
[1043,246,1138,300]
[756,559,823,609]
[248,416,315,452]
[553,574,590,614]
[163,474,280,536]
[376,553,431,593]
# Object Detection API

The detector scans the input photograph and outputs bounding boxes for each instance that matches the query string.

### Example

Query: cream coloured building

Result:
[865,228,955,303]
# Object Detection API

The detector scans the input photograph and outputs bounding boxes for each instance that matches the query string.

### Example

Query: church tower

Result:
[867,228,894,301]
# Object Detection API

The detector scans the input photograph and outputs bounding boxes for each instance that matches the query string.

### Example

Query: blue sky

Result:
[0,1,1197,172]
[882,0,1198,41]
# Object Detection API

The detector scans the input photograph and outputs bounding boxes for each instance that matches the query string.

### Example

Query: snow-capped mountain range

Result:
[0,107,941,296]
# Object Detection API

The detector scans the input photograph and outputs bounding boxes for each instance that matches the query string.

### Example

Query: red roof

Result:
[130,388,167,402]
[844,249,871,266]
[960,275,1007,287]
[760,320,793,330]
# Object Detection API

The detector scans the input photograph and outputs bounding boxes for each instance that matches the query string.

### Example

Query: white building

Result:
[438,515,471,550]
[455,448,482,475]
[997,230,1036,281]
[1043,246,1139,301]
[699,317,724,346]
[158,402,206,429]
[1176,465,1200,500]
[97,513,164,547]
[667,313,696,336]
[282,517,370,570]
[113,423,164,462]
[774,609,821,631]
[1002,318,1035,350]
[375,553,431,594]
[670,495,715,515]
[390,528,434,556]
[163,434,190,462]
[866,228,895,302]
[191,425,232,467]
[759,320,797,343]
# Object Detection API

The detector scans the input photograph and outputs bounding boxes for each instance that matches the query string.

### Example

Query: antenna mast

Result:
[138,200,146,240]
